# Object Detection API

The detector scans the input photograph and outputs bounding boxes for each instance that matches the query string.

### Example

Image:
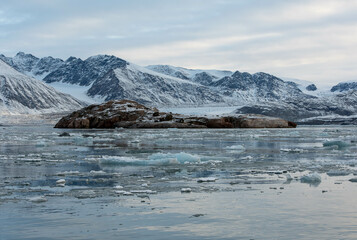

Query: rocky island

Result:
[55,100,297,129]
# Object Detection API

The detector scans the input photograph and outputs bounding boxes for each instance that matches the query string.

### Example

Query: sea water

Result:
[1,125,357,239]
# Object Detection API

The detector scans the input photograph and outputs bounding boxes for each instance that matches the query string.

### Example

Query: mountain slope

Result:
[87,63,224,105]
[0,52,64,79]
[0,60,85,114]
[43,55,127,86]
[235,90,357,121]
[147,65,232,84]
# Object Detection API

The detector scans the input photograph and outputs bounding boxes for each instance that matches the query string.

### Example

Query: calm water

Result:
[1,125,357,239]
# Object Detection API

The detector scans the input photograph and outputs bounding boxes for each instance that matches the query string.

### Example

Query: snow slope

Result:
[87,63,224,106]
[0,60,85,115]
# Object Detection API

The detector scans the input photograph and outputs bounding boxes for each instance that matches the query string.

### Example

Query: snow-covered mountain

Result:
[0,59,85,114]
[2,51,357,123]
[147,65,232,84]
[235,89,357,122]
[43,55,127,86]
[0,52,64,79]
[87,63,223,105]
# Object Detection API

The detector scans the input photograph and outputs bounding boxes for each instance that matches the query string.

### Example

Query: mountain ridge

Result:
[1,51,357,123]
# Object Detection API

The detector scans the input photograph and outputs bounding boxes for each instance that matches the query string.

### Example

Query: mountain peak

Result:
[65,56,79,62]
[15,51,37,59]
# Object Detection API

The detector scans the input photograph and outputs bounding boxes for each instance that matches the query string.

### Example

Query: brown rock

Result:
[55,100,297,129]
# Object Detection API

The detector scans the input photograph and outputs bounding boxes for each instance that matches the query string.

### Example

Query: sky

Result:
[1,0,357,87]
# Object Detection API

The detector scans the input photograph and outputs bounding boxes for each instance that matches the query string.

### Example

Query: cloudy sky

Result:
[1,0,357,86]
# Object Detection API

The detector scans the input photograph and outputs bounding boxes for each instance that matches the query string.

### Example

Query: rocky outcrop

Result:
[55,100,296,129]
[331,82,357,92]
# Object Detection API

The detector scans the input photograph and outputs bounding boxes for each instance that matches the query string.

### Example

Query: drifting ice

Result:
[28,196,48,203]
[197,177,217,183]
[300,172,321,183]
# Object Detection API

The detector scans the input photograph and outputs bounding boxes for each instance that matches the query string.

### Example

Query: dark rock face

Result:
[55,100,296,129]
[193,72,216,86]
[306,84,317,91]
[331,82,357,92]
[44,55,127,86]
[0,52,64,78]
[210,71,312,102]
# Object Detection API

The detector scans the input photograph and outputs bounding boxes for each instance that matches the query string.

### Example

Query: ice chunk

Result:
[113,185,124,189]
[100,152,201,166]
[56,179,66,184]
[280,148,305,153]
[115,190,133,195]
[56,171,80,176]
[323,141,349,150]
[349,178,357,183]
[74,137,93,145]
[89,170,106,175]
[327,170,349,176]
[300,172,321,183]
[143,175,154,178]
[35,140,46,147]
[76,190,96,199]
[225,145,245,153]
[148,152,200,164]
[240,156,253,160]
[181,188,192,193]
[285,173,293,181]
[28,196,47,203]
[197,177,217,183]
[130,190,157,194]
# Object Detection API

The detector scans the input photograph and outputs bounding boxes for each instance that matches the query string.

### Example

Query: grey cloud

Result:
[0,0,356,86]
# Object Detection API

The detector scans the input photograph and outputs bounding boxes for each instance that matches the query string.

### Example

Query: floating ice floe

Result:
[28,196,47,203]
[143,175,154,178]
[56,179,66,184]
[115,190,133,195]
[113,185,124,189]
[197,177,217,183]
[225,145,245,153]
[35,140,47,147]
[181,188,192,193]
[56,171,80,176]
[323,141,350,150]
[73,136,93,146]
[100,152,201,166]
[280,148,306,153]
[149,152,200,165]
[349,178,357,183]
[300,172,321,183]
[285,173,293,181]
[327,170,350,176]
[130,190,157,194]
[76,190,96,199]
[89,170,106,174]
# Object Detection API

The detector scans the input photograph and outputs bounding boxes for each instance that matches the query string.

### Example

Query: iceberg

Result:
[323,141,349,150]
[28,196,48,203]
[300,172,321,183]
